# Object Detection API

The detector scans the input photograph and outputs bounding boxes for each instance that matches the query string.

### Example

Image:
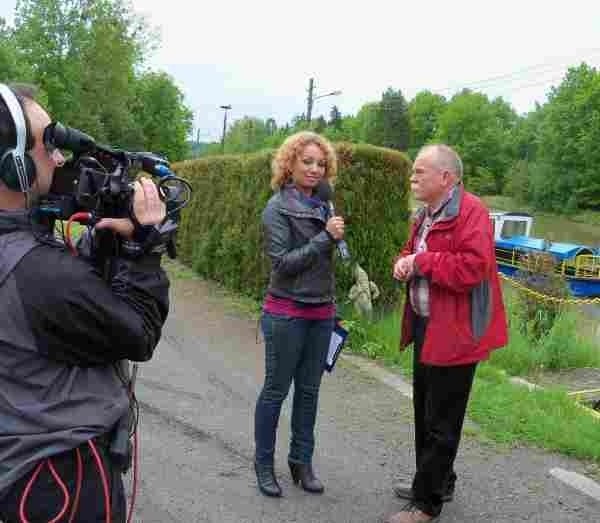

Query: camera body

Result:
[41,122,185,220]
[38,122,191,259]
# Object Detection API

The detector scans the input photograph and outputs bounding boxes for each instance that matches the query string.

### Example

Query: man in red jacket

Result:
[385,144,508,523]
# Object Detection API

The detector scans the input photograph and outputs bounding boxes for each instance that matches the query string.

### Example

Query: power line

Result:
[428,48,600,95]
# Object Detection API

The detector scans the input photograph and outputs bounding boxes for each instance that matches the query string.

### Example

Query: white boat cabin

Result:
[489,211,533,241]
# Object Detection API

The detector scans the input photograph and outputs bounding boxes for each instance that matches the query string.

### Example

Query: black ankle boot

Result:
[288,461,324,494]
[254,462,282,497]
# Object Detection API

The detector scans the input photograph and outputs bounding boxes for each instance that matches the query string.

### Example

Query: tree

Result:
[13,0,150,147]
[534,63,600,209]
[355,102,384,146]
[0,17,35,82]
[314,115,327,133]
[434,89,517,194]
[329,105,342,129]
[265,118,277,136]
[408,90,447,157]
[380,87,410,151]
[224,117,269,153]
[9,0,191,160]
[134,71,193,161]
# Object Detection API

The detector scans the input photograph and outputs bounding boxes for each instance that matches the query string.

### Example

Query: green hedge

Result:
[172,143,411,305]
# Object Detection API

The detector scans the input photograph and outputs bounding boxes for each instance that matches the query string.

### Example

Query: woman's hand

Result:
[326,216,345,240]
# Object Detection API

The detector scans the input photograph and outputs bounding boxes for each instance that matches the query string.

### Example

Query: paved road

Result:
[126,278,600,522]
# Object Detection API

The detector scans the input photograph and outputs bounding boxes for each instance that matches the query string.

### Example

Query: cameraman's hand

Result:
[96,178,166,239]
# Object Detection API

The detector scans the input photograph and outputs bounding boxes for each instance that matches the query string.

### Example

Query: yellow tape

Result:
[498,273,600,305]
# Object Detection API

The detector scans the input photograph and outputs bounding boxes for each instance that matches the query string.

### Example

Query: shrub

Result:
[172,143,412,305]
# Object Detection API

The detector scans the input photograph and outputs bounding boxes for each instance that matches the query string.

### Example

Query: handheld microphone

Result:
[316,181,351,261]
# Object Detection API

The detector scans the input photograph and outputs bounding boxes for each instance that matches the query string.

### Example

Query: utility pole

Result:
[305,78,341,126]
[220,104,231,154]
[306,78,315,124]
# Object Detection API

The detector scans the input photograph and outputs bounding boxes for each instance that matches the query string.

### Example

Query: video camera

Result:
[38,122,192,259]
[40,122,191,221]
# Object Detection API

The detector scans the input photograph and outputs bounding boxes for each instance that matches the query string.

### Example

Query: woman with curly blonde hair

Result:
[254,131,345,498]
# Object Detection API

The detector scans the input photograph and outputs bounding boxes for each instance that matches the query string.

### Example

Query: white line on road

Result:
[549,467,600,502]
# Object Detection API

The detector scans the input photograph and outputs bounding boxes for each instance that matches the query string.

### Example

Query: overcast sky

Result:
[3,0,600,141]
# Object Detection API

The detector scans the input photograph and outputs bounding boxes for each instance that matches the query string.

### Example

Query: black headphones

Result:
[0,83,36,192]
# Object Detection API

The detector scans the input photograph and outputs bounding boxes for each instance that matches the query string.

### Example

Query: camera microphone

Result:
[316,181,351,262]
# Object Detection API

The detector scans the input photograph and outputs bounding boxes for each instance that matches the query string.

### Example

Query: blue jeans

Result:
[254,313,334,466]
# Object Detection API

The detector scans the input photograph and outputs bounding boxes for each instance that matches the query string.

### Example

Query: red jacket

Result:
[396,187,508,366]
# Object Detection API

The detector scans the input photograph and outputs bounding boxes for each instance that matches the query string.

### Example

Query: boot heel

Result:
[288,461,324,493]
[289,462,300,484]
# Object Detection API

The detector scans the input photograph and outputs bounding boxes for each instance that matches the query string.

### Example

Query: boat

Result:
[490,211,600,298]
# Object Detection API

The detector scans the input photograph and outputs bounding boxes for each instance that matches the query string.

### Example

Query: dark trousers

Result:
[0,440,126,523]
[254,313,333,466]
[411,315,477,517]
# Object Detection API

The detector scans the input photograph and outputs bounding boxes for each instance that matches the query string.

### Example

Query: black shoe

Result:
[288,461,324,494]
[393,482,454,502]
[254,462,282,497]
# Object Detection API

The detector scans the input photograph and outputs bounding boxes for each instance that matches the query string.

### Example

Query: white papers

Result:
[325,322,348,372]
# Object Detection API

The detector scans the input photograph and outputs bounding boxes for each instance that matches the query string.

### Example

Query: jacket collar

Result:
[413,184,463,226]
[276,185,327,220]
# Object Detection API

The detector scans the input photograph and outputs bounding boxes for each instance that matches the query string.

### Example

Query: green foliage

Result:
[0,17,34,82]
[134,71,192,161]
[490,296,600,375]
[4,0,190,158]
[535,63,600,210]
[173,143,411,305]
[434,89,518,194]
[408,90,447,158]
[380,87,410,151]
[224,117,271,154]
[353,102,383,146]
[329,105,342,129]
[511,252,568,342]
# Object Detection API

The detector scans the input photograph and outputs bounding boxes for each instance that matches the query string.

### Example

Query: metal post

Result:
[306,78,314,124]
[220,104,231,153]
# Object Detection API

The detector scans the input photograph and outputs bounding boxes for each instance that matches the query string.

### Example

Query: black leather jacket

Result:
[262,186,335,303]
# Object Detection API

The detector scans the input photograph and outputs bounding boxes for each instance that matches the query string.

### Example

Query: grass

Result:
[489,298,600,376]
[340,300,600,464]
[469,364,600,462]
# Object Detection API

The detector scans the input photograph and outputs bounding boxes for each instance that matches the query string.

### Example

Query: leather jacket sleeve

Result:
[262,203,332,277]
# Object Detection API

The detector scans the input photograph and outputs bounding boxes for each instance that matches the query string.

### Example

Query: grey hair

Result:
[418,144,463,180]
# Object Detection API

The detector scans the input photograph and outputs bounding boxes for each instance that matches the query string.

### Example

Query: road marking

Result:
[549,468,600,502]
[341,354,413,398]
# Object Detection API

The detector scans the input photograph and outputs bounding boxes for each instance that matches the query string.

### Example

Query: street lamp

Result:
[220,104,231,153]
[306,78,341,124]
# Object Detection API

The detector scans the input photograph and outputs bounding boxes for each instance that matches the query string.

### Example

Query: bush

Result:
[172,143,412,305]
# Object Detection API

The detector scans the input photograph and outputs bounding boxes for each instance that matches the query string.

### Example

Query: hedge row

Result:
[172,142,412,306]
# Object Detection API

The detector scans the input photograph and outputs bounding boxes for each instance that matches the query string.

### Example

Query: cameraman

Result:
[0,83,169,522]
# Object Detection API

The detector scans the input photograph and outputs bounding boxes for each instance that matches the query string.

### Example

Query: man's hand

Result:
[393,254,416,281]
[95,178,166,239]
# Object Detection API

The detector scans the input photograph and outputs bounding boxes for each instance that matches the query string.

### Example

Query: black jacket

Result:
[0,210,169,497]
[262,186,335,303]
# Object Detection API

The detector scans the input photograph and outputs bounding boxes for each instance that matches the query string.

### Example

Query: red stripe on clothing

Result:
[263,293,335,320]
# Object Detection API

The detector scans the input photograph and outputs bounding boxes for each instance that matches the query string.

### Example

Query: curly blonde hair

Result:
[270,131,337,190]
